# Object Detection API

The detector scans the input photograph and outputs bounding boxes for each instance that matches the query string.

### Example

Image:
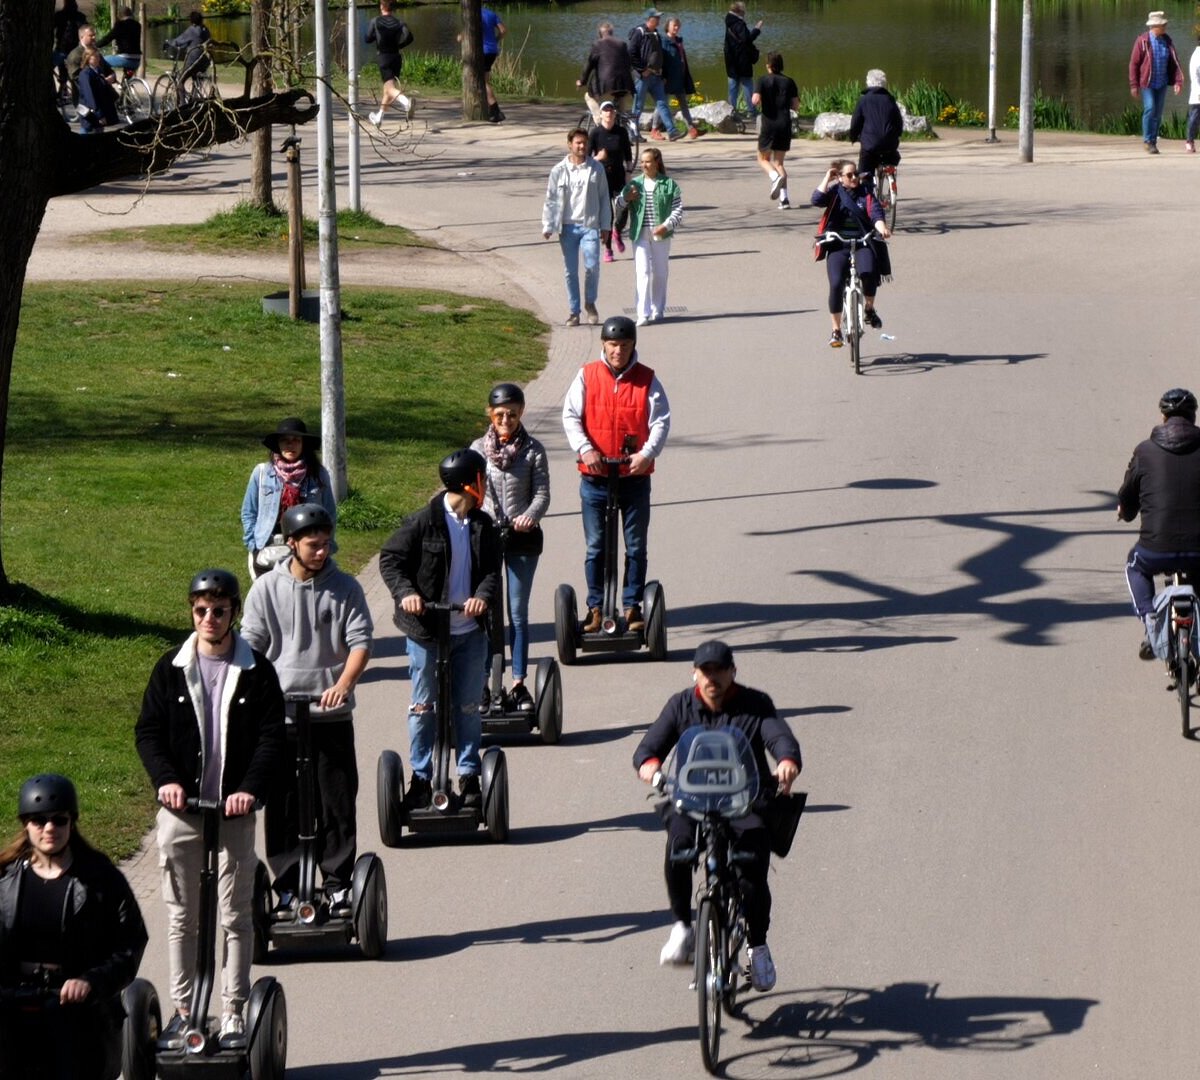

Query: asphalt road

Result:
[31,101,1200,1077]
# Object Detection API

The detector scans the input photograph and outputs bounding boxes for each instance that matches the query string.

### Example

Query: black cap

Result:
[693,640,734,669]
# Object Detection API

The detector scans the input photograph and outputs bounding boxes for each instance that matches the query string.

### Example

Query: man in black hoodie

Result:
[848,68,903,190]
[1118,388,1200,651]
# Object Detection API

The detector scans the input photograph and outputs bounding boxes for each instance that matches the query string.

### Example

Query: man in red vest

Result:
[562,315,671,632]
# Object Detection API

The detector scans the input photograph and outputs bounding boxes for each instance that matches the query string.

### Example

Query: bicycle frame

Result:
[1166,572,1198,737]
[820,230,871,373]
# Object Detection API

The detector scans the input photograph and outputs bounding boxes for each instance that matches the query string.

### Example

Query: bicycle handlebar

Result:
[818,231,876,247]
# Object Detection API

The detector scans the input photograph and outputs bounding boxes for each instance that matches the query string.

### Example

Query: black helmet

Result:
[18,774,78,820]
[282,503,334,540]
[488,383,525,408]
[1159,388,1198,419]
[188,568,240,607]
[439,448,486,495]
[600,315,637,343]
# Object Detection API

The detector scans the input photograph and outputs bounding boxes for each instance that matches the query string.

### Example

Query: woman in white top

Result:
[615,147,684,326]
[1187,37,1200,152]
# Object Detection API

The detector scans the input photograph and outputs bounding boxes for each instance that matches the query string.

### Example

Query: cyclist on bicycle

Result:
[812,159,892,348]
[848,69,902,193]
[164,10,211,80]
[98,7,142,79]
[577,21,635,122]
[634,641,800,991]
[1118,388,1200,656]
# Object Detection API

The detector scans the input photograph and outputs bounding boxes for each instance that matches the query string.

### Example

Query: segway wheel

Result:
[533,656,563,745]
[353,853,388,960]
[376,750,406,847]
[482,751,510,842]
[247,978,287,1080]
[554,584,579,666]
[643,580,668,660]
[120,977,161,1080]
[252,859,272,963]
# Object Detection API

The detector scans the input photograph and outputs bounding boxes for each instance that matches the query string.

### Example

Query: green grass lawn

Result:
[1,280,546,858]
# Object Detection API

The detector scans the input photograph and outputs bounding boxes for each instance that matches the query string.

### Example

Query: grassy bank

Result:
[1,280,546,858]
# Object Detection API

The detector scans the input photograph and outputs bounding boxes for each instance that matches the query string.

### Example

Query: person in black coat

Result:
[577,21,635,120]
[0,774,148,1080]
[633,641,800,993]
[848,69,903,188]
[724,2,763,117]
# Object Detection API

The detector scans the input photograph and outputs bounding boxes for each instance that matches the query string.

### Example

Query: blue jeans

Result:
[1141,85,1168,144]
[406,628,487,778]
[728,75,757,117]
[635,72,676,132]
[580,474,651,610]
[1125,545,1200,617]
[559,223,600,316]
[485,554,539,680]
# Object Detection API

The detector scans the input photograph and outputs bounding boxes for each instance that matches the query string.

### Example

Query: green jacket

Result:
[619,174,683,244]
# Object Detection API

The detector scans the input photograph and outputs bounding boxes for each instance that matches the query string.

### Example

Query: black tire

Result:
[721,891,742,1015]
[252,859,272,963]
[248,980,287,1080]
[554,583,578,666]
[354,856,388,960]
[534,657,563,744]
[1179,625,1192,738]
[484,752,510,842]
[696,897,722,1074]
[376,750,405,847]
[120,978,161,1080]
[846,286,862,375]
[119,76,152,123]
[643,581,667,661]
[152,73,176,116]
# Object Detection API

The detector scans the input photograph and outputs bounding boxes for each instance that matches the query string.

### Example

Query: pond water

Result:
[166,0,1197,125]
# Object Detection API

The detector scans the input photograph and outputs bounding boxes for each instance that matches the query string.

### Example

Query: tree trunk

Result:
[248,0,275,210]
[460,0,487,121]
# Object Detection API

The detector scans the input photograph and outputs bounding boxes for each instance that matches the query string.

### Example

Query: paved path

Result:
[30,99,1200,1077]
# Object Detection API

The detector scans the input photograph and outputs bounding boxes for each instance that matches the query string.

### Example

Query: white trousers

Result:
[633,234,671,321]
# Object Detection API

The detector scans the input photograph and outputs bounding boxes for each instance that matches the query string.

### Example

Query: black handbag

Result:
[500,522,544,557]
[763,791,807,859]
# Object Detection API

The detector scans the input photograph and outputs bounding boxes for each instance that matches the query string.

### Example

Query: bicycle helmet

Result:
[600,316,637,344]
[282,503,334,540]
[18,774,79,820]
[439,448,487,499]
[188,568,240,606]
[1159,388,1198,419]
[488,383,525,408]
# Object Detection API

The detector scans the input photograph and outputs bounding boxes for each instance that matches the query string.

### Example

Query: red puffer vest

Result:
[578,359,655,476]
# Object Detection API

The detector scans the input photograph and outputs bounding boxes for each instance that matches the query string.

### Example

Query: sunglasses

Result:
[26,813,71,828]
[192,606,229,619]
[840,171,858,179]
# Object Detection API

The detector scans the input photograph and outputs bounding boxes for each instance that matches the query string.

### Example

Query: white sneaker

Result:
[218,1011,246,1049]
[769,171,784,201]
[659,921,694,966]
[400,94,414,121]
[749,944,776,991]
[368,109,382,128]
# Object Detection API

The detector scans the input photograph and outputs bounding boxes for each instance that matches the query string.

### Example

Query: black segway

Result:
[378,602,510,844]
[481,532,564,744]
[252,694,388,961]
[555,437,667,664]
[136,799,287,1080]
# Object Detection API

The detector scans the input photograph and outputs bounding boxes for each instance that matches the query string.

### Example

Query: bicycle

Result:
[818,230,873,375]
[655,726,760,1075]
[153,41,217,116]
[112,61,152,124]
[1159,572,1198,737]
[874,163,899,230]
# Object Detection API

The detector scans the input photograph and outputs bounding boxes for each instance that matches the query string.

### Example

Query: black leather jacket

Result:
[1118,417,1200,551]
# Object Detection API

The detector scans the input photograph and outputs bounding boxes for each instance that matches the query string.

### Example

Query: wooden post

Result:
[282,134,305,319]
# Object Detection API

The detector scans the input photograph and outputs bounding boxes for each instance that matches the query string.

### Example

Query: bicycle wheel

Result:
[875,166,897,230]
[722,892,743,1015]
[119,77,152,123]
[1177,623,1191,737]
[696,897,723,1075]
[845,285,862,375]
[625,112,642,153]
[153,73,177,116]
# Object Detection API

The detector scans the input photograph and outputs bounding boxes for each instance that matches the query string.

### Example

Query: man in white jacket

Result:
[542,127,613,327]
[241,503,373,918]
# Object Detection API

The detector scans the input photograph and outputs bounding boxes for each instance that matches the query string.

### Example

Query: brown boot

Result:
[583,607,602,633]
[625,605,645,632]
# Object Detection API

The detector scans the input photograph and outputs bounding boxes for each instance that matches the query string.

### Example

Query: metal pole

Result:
[347,0,361,212]
[985,0,999,142]
[314,0,348,501]
[1019,0,1033,162]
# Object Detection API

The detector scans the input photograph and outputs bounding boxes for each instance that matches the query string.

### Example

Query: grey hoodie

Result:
[241,557,373,720]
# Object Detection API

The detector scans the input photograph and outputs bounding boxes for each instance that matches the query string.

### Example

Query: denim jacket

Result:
[241,461,337,551]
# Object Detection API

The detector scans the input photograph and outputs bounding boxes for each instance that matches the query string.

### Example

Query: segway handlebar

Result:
[285,692,323,705]
[426,602,465,612]
[180,797,264,815]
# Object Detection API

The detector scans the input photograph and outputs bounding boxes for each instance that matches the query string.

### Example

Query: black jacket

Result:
[634,684,801,799]
[366,13,413,56]
[379,494,501,645]
[135,633,285,802]
[1118,417,1200,551]
[723,12,760,79]
[0,844,147,999]
[580,35,635,97]
[98,17,142,56]
[628,23,664,76]
[849,86,903,163]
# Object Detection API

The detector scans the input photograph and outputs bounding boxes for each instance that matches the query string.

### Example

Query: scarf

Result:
[483,424,527,471]
[273,454,309,511]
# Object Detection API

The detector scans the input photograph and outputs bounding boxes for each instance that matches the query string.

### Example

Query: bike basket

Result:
[666,727,758,819]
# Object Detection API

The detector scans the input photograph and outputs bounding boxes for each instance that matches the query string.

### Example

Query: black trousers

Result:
[266,718,358,893]
[0,993,121,1080]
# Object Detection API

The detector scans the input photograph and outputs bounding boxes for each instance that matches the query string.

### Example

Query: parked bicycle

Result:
[153,40,217,115]
[113,63,153,124]
[874,163,898,230]
[818,230,873,375]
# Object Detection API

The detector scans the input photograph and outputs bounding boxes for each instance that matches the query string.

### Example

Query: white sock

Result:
[398,94,411,112]
[769,170,779,182]
[779,187,788,201]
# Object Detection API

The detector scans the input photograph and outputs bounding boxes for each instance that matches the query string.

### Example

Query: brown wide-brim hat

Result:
[263,416,320,452]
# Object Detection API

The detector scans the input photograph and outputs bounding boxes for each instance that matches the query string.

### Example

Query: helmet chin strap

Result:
[462,474,485,507]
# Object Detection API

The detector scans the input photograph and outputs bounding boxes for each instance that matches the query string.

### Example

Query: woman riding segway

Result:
[0,773,149,1080]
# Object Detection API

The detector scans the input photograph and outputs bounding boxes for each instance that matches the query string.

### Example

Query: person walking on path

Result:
[849,68,903,189]
[135,569,285,1051]
[241,504,373,920]
[724,2,763,119]
[1186,33,1200,153]
[615,146,683,326]
[542,128,612,327]
[589,101,634,263]
[481,4,506,122]
[629,7,677,140]
[752,52,800,208]
[577,21,635,122]
[1129,11,1182,154]
[663,17,700,140]
[562,315,671,634]
[367,0,415,127]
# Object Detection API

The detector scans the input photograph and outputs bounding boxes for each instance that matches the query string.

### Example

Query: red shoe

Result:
[648,129,665,141]
[614,232,625,254]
